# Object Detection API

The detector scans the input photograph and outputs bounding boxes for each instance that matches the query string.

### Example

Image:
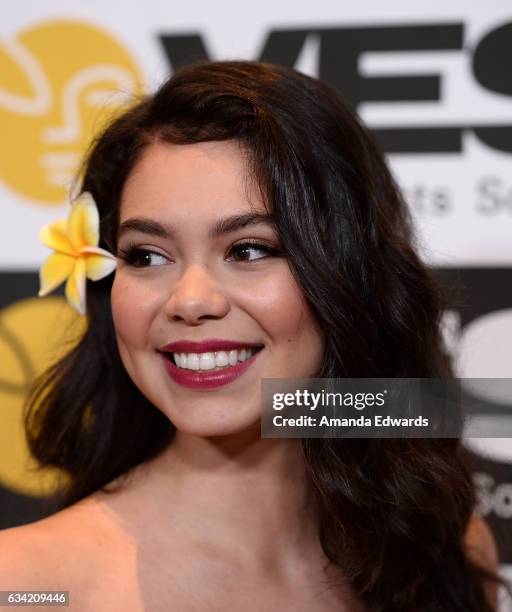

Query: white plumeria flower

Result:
[38,192,117,315]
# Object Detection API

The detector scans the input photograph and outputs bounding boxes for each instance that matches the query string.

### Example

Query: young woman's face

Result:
[111,140,325,438]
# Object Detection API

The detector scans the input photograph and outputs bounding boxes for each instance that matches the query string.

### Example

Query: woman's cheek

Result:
[257,273,325,370]
[257,274,308,333]
[110,272,160,349]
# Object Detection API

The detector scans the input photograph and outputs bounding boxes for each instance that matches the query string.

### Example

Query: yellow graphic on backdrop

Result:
[0,296,85,497]
[0,19,144,204]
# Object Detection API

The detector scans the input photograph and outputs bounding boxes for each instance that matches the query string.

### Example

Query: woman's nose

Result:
[164,264,230,325]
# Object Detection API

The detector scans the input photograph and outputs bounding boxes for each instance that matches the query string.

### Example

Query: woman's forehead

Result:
[119,140,264,222]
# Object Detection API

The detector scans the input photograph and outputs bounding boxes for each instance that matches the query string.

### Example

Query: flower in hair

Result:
[38,192,117,315]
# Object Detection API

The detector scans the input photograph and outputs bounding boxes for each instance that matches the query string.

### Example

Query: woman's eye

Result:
[118,247,169,268]
[227,242,279,263]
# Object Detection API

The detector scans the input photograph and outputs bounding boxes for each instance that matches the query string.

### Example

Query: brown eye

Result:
[227,242,279,262]
[118,247,169,267]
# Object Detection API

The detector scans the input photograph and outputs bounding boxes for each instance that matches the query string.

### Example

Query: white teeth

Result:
[215,351,229,367]
[172,348,259,371]
[199,352,216,370]
[187,354,200,370]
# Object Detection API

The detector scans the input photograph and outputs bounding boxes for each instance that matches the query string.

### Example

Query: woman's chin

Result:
[163,410,262,441]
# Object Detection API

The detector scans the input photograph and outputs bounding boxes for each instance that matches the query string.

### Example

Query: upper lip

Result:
[160,339,264,353]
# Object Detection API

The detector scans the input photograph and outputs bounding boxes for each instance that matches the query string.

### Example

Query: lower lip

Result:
[161,350,262,390]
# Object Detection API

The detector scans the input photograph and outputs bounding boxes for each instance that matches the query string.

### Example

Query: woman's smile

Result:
[160,345,263,390]
[111,139,325,436]
[158,337,265,389]
[168,347,259,371]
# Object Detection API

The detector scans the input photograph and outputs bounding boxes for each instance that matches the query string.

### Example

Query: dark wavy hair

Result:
[25,61,503,611]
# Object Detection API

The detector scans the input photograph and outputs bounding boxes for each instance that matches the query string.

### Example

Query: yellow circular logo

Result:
[0,19,145,205]
[0,296,85,496]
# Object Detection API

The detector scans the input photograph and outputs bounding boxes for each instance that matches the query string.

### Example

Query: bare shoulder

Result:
[0,498,140,611]
[463,513,500,609]
[0,501,104,580]
[0,516,85,609]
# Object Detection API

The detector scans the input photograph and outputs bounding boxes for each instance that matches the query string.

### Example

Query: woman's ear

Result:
[463,513,500,610]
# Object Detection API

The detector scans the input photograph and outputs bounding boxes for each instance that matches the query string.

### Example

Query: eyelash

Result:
[117,241,281,268]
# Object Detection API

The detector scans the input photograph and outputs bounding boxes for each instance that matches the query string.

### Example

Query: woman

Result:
[0,61,503,611]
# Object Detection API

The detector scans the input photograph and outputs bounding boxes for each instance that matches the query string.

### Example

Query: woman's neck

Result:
[107,428,324,574]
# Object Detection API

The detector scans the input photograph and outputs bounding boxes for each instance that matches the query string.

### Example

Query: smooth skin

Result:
[0,141,500,611]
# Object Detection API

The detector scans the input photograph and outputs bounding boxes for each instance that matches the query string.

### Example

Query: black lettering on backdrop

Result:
[158,22,512,155]
[318,24,464,154]
[473,22,512,97]
[258,31,310,68]
[317,25,462,107]
[158,34,209,70]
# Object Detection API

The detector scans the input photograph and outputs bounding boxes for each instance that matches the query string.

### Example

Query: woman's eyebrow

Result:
[117,212,276,241]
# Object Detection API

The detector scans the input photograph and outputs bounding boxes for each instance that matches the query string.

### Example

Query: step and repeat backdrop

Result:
[0,1,511,605]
